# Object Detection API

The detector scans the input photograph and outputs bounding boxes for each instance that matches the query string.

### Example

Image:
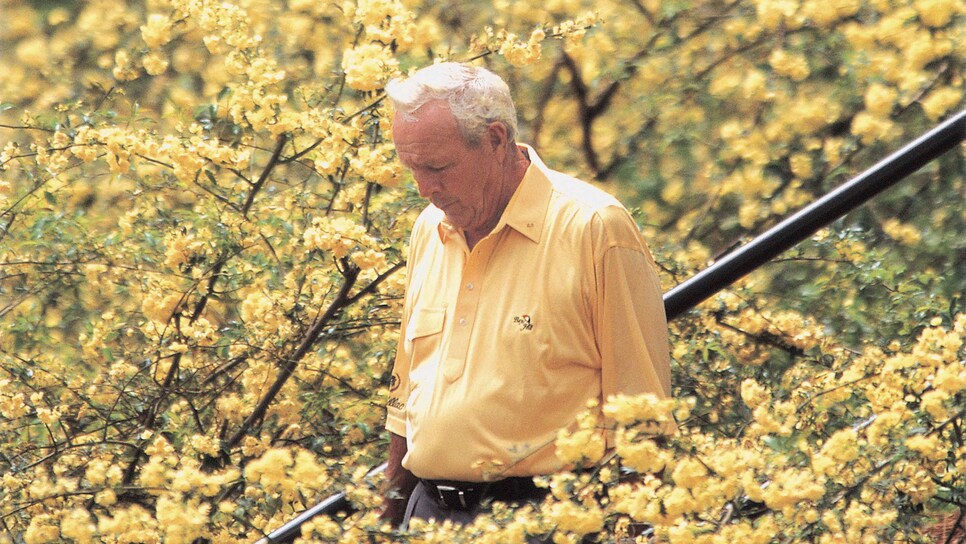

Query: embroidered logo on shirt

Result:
[513,315,533,331]
[389,373,400,392]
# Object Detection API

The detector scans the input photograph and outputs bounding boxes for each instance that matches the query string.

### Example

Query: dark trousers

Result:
[402,481,553,543]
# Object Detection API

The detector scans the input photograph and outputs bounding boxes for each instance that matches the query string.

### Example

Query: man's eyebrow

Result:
[402,156,449,169]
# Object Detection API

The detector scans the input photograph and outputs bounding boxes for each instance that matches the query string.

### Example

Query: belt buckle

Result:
[434,484,469,509]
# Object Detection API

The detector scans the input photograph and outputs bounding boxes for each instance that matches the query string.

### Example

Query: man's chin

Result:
[440,209,468,227]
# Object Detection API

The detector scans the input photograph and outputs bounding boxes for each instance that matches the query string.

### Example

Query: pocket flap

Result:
[406,306,445,342]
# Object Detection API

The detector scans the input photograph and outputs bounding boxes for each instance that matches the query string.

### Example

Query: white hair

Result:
[386,62,518,145]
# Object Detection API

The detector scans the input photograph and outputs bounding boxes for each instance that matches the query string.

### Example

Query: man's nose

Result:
[415,174,441,198]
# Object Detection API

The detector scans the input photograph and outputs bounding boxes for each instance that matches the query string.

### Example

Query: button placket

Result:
[441,242,488,382]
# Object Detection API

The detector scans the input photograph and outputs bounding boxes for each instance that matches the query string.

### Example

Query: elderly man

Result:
[381,62,671,531]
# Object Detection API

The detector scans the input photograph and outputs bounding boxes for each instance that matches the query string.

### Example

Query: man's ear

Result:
[485,121,509,155]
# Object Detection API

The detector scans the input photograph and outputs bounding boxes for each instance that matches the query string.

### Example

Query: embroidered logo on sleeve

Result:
[512,315,533,331]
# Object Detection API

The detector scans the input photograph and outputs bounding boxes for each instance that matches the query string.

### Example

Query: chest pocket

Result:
[405,306,446,357]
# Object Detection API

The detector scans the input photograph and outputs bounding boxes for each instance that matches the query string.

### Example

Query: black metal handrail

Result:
[663,108,966,319]
[257,108,966,543]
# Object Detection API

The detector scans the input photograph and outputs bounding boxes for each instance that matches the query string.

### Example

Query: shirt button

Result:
[466,282,474,290]
[458,317,467,326]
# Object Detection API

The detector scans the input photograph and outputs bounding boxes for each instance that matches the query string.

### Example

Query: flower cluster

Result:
[303,216,388,270]
[342,43,400,93]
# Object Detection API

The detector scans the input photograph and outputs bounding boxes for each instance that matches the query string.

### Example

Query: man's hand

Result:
[380,432,418,527]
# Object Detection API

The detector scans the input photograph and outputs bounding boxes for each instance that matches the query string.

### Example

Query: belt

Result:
[420,477,547,510]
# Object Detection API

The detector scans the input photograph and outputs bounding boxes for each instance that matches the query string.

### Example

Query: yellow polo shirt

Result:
[386,145,671,482]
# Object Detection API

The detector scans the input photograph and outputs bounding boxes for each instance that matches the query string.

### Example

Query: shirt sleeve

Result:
[385,300,411,437]
[385,219,425,438]
[591,206,672,424]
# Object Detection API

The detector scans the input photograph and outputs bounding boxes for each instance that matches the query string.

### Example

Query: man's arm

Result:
[380,432,418,527]
[592,207,672,402]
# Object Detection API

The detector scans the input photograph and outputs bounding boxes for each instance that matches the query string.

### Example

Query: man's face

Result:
[392,100,505,235]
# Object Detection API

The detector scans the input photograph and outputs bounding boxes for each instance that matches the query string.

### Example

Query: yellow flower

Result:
[156,494,211,543]
[812,428,859,475]
[341,43,398,92]
[603,392,676,425]
[95,488,118,506]
[661,180,685,204]
[24,516,60,544]
[789,152,814,179]
[895,464,938,503]
[303,216,370,257]
[824,428,859,461]
[189,434,221,457]
[143,51,170,76]
[667,521,698,544]
[241,435,267,457]
[920,391,951,421]
[141,291,182,324]
[867,410,903,446]
[905,434,946,461]
[914,0,963,27]
[740,379,771,409]
[934,363,966,394]
[850,112,897,145]
[141,14,173,48]
[616,431,671,474]
[921,87,963,121]
[217,394,246,423]
[245,447,294,490]
[555,426,605,466]
[548,500,604,536]
[240,291,277,326]
[670,457,709,490]
[761,468,826,510]
[864,83,898,117]
[350,143,402,187]
[768,49,810,81]
[47,7,70,26]
[663,486,698,517]
[85,459,109,486]
[0,390,29,419]
[60,509,95,544]
[500,27,545,67]
[96,505,158,541]
[755,0,798,30]
[882,218,922,245]
[145,435,176,457]
[15,37,49,70]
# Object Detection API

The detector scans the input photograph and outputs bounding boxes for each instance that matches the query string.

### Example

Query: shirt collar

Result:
[435,143,552,245]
